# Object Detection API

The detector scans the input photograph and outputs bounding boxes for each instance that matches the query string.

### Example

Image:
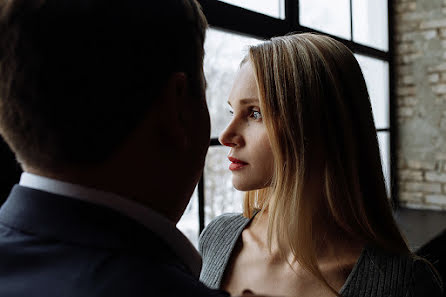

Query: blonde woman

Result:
[199,33,443,297]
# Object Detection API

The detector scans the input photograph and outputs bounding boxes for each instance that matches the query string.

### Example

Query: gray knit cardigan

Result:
[199,213,443,297]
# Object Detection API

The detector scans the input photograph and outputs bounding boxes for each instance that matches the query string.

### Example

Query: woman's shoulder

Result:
[342,246,443,297]
[198,213,250,289]
[198,213,248,256]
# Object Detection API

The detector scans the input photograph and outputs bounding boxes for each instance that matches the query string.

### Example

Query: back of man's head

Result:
[0,0,207,172]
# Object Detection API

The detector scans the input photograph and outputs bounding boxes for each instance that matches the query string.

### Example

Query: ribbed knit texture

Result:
[199,213,443,297]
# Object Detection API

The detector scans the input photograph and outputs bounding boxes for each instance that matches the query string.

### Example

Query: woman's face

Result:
[219,61,274,191]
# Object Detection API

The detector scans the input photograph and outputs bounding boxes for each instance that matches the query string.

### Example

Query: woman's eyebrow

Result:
[239,98,259,105]
[227,98,259,107]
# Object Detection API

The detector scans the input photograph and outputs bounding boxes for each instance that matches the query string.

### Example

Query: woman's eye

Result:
[250,110,262,120]
[228,110,234,116]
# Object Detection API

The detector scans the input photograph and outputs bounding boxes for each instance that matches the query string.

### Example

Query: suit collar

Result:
[0,185,201,277]
[18,172,202,277]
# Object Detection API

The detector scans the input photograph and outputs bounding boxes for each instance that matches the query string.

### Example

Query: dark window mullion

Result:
[285,0,299,31]
[377,128,391,133]
[350,0,353,40]
[198,175,205,234]
[296,0,300,25]
[210,138,220,146]
[387,0,398,209]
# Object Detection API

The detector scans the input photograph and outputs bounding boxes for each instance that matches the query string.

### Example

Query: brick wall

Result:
[395,0,446,210]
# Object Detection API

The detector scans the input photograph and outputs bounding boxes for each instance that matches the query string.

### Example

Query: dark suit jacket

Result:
[0,185,228,297]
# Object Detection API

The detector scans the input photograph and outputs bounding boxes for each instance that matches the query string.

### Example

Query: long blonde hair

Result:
[243,33,410,295]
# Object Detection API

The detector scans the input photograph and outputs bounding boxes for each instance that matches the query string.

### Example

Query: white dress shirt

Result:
[19,172,201,278]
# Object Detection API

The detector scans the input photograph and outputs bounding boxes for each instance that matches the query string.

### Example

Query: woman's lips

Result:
[228,156,248,171]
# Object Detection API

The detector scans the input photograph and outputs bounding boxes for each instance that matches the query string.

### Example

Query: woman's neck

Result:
[248,208,364,266]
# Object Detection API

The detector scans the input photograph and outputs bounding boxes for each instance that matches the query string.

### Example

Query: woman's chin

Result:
[232,178,262,192]
[232,179,250,192]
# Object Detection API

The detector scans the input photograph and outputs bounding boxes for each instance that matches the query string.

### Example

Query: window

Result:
[176,189,199,246]
[352,0,389,51]
[204,29,261,222]
[204,29,262,139]
[378,132,391,196]
[204,145,244,223]
[300,0,351,39]
[218,0,285,19]
[355,54,391,194]
[177,28,261,244]
[355,54,390,130]
[177,0,393,244]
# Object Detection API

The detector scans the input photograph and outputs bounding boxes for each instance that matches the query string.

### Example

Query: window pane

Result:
[218,0,285,19]
[204,145,244,224]
[299,0,351,39]
[352,0,388,51]
[378,132,391,197]
[355,54,389,129]
[204,28,262,138]
[176,188,199,247]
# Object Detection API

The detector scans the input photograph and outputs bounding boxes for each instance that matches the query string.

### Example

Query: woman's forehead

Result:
[228,63,259,106]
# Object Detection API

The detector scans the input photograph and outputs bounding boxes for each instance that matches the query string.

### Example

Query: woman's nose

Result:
[219,121,243,148]
[218,128,233,147]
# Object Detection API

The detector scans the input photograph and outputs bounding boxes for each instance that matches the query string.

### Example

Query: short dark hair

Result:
[0,0,207,170]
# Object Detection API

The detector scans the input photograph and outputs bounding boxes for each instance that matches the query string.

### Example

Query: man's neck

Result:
[22,165,187,223]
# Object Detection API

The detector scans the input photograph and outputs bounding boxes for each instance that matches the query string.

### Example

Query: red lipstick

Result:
[228,156,248,171]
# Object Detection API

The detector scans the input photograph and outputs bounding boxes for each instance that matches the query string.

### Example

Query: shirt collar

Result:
[19,172,202,278]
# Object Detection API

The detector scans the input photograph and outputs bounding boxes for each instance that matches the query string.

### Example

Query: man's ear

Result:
[170,72,188,103]
[162,72,189,115]
[171,72,190,125]
[158,72,191,148]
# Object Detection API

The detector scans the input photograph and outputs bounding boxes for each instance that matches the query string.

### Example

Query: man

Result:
[0,0,229,296]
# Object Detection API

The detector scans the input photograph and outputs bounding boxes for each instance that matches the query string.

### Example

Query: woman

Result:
[199,33,442,297]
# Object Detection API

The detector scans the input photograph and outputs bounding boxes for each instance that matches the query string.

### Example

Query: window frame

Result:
[195,0,396,233]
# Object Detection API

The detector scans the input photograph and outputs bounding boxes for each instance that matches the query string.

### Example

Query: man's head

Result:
[0,0,208,172]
